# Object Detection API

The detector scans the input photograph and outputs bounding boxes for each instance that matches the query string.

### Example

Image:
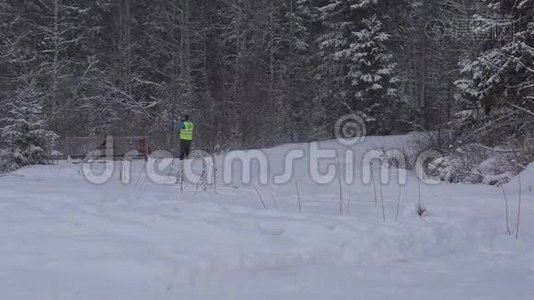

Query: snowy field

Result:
[1,136,533,300]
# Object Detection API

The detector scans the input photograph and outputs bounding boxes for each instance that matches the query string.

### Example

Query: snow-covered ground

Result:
[1,136,533,300]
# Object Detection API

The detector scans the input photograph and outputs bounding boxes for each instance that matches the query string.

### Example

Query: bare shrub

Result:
[416,180,426,219]
[295,179,302,213]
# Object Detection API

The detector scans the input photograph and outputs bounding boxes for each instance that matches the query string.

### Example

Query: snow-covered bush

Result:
[0,74,60,170]
[407,130,459,170]
[426,146,522,185]
[0,149,19,173]
[412,131,524,185]
[428,155,484,184]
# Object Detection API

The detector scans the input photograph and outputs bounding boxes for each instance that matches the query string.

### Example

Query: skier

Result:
[177,115,194,160]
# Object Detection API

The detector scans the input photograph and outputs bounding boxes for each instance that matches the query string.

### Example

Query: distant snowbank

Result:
[506,164,534,193]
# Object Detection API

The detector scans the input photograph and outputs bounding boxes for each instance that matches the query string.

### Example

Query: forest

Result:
[0,0,533,176]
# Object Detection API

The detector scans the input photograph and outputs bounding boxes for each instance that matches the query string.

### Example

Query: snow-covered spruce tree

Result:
[0,74,60,169]
[456,0,534,123]
[348,15,399,134]
[437,0,534,181]
[317,0,399,135]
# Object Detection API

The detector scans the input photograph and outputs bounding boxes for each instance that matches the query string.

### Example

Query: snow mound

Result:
[1,136,533,299]
[506,163,534,194]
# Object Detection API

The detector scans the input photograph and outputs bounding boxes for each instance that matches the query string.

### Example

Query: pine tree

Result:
[457,0,534,115]
[0,74,60,168]
[317,0,399,134]
[348,15,399,133]
[451,0,534,149]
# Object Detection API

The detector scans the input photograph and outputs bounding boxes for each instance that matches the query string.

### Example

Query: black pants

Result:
[180,139,192,160]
